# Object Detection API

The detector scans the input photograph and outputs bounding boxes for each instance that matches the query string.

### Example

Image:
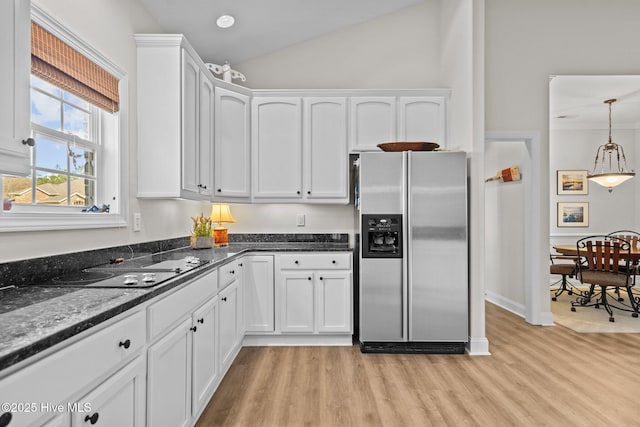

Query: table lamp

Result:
[210,204,236,247]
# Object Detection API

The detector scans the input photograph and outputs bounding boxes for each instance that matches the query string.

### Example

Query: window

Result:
[0,5,128,231]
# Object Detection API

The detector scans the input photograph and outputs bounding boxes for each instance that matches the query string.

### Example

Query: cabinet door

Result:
[316,272,352,333]
[280,272,315,333]
[252,97,302,199]
[303,98,348,201]
[71,356,146,427]
[397,96,446,147]
[219,281,238,370]
[191,296,218,416]
[181,50,201,197]
[0,0,30,175]
[349,97,396,152]
[214,87,251,199]
[147,318,192,427]
[244,255,275,332]
[197,70,214,198]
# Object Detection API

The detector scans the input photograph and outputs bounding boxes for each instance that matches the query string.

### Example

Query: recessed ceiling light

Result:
[216,14,235,29]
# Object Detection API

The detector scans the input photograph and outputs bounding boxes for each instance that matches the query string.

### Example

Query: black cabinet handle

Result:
[294,260,299,265]
[308,277,312,280]
[307,191,311,195]
[230,270,235,274]
[217,188,222,192]
[190,326,197,332]
[22,138,35,147]
[222,297,227,302]
[0,412,12,427]
[197,318,204,324]
[296,190,301,195]
[332,260,336,264]
[118,339,131,349]
[239,263,243,267]
[84,413,99,424]
[320,277,324,280]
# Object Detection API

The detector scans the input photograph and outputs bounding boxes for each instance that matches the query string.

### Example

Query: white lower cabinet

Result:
[244,255,275,332]
[146,269,219,427]
[147,317,193,427]
[191,297,219,416]
[277,253,352,334]
[71,356,146,427]
[219,280,239,371]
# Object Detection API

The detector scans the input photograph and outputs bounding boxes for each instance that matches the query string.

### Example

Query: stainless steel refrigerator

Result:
[358,151,468,353]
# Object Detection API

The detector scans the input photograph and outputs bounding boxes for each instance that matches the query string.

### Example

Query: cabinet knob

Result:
[332,260,336,264]
[190,326,197,332]
[308,277,312,281]
[307,191,311,195]
[230,270,235,274]
[294,260,299,265]
[320,277,324,281]
[197,318,204,324]
[118,339,131,349]
[0,412,12,427]
[222,297,227,302]
[297,191,301,195]
[21,138,35,147]
[84,413,99,424]
[217,188,222,192]
[239,263,243,267]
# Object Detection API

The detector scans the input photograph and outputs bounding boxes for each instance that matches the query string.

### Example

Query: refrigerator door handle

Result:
[402,151,410,342]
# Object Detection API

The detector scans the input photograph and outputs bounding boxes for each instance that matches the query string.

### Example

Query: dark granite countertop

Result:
[0,240,352,373]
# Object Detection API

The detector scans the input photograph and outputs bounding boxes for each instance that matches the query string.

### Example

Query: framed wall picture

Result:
[557,170,588,195]
[557,202,589,227]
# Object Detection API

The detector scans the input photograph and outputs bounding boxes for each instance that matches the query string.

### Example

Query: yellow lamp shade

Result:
[210,204,236,225]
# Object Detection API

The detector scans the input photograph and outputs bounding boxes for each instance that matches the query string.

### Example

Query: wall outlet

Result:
[133,213,141,232]
[296,214,305,227]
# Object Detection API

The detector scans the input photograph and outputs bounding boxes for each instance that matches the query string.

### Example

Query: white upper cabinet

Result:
[349,93,448,152]
[0,0,31,175]
[397,96,446,145]
[349,97,397,152]
[135,35,213,199]
[303,97,348,203]
[214,85,251,200]
[251,97,302,199]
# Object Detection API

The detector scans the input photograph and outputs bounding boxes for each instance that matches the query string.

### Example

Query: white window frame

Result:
[0,4,128,232]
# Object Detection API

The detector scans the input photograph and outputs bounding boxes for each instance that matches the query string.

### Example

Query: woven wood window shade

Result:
[31,22,119,112]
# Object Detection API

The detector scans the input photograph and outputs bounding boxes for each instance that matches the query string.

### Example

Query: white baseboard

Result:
[243,334,353,347]
[467,337,491,355]
[485,290,526,318]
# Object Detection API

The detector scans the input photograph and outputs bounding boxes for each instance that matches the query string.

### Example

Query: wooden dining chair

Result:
[549,254,580,301]
[572,235,640,322]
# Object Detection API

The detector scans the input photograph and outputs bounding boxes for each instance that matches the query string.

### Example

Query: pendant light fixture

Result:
[587,98,635,193]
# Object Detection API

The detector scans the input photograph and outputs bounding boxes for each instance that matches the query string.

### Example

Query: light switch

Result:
[133,213,141,231]
[296,214,305,227]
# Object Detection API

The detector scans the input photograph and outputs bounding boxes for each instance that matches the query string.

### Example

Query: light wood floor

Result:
[196,302,640,426]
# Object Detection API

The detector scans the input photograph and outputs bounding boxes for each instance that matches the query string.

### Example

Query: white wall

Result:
[550,128,636,242]
[235,1,442,89]
[485,0,640,320]
[485,141,526,308]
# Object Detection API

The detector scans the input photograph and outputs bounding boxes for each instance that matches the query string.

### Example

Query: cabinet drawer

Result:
[0,310,145,426]
[148,269,218,340]
[279,253,351,270]
[218,260,240,289]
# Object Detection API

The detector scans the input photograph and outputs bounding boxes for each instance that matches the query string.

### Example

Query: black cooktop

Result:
[37,251,209,288]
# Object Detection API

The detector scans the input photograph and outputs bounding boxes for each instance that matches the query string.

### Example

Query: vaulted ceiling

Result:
[140,0,425,65]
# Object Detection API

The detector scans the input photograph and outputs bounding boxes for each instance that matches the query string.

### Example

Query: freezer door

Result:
[359,152,403,215]
[407,151,468,342]
[359,258,404,341]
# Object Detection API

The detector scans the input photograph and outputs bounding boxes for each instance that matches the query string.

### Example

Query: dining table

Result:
[553,244,640,261]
